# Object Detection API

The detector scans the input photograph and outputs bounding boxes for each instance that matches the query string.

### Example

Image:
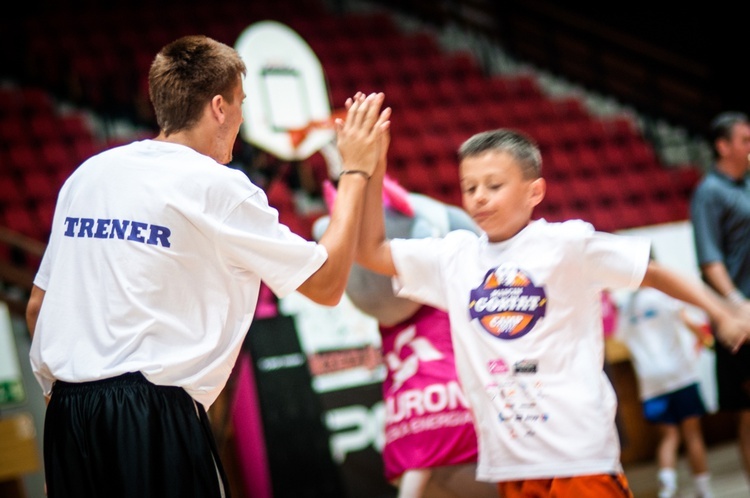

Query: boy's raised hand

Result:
[335,92,391,179]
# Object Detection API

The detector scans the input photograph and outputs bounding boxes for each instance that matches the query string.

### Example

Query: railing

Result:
[0,227,45,318]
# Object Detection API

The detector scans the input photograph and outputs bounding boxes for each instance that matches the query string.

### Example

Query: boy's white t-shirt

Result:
[29,140,327,408]
[390,219,650,482]
[617,288,704,400]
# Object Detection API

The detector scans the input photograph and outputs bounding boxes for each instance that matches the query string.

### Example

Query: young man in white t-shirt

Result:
[25,36,390,498]
[356,128,750,497]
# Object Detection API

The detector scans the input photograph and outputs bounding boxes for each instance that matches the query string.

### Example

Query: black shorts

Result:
[641,382,706,424]
[44,372,229,498]
[715,340,750,411]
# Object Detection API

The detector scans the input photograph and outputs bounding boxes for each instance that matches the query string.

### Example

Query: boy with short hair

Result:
[356,128,750,497]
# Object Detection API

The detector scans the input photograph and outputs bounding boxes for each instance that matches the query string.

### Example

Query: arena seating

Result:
[0,0,704,273]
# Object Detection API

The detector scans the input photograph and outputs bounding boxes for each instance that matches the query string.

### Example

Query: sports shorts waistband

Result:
[52,371,150,392]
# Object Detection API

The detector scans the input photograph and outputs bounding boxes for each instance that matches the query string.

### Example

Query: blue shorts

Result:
[641,382,707,425]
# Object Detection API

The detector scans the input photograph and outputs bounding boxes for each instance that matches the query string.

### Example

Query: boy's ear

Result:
[529,177,546,207]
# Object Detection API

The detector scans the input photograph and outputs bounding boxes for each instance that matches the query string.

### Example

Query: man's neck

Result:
[716,160,748,181]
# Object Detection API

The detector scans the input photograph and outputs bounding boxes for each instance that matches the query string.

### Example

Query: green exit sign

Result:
[0,379,25,404]
[1,302,26,406]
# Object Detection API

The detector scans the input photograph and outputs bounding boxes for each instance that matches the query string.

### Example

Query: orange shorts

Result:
[497,473,633,498]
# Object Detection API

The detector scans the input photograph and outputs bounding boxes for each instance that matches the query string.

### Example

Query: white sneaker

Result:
[658,487,677,498]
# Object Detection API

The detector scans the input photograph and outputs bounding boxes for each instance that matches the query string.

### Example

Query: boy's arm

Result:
[296,93,390,305]
[355,117,397,278]
[641,261,748,352]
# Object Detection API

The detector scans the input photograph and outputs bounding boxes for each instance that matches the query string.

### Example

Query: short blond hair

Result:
[458,129,542,179]
[148,35,246,136]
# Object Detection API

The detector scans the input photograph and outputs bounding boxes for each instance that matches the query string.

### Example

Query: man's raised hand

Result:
[335,92,391,179]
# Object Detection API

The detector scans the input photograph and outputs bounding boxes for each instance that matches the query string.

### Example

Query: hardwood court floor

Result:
[624,440,749,497]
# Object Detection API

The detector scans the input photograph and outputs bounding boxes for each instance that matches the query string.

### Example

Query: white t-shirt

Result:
[30,140,327,408]
[390,219,650,482]
[616,288,704,400]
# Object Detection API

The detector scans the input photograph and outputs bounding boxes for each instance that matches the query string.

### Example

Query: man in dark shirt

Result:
[690,111,750,481]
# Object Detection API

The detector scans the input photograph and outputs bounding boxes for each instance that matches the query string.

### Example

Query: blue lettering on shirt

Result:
[110,219,130,239]
[63,217,172,247]
[127,221,148,243]
[94,219,111,239]
[63,217,78,236]
[147,224,171,247]
[79,218,95,237]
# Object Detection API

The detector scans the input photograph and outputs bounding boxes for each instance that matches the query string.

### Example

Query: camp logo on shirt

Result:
[468,264,546,339]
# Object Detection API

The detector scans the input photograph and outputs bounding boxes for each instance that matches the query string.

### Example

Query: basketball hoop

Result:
[235,21,336,162]
[287,108,347,150]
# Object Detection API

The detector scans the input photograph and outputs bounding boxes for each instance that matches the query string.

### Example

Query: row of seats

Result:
[0,82,109,257]
[0,1,705,260]
[389,153,696,220]
[385,116,645,171]
[16,0,333,118]
[0,86,57,118]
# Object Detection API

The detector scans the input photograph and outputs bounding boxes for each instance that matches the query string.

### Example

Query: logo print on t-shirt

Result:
[468,264,546,339]
[385,325,444,392]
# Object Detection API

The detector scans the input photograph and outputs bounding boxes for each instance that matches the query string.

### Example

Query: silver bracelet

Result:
[727,289,746,305]
[339,169,370,180]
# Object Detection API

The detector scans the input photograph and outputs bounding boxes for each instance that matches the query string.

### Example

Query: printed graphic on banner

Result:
[279,292,385,393]
[279,293,392,498]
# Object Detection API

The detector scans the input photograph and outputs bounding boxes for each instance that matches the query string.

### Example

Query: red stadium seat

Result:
[21,170,59,202]
[59,114,93,143]
[599,142,629,174]
[602,115,639,144]
[30,114,61,143]
[672,166,703,198]
[544,148,576,181]
[626,141,659,171]
[34,199,56,236]
[7,144,38,173]
[18,87,56,117]
[0,175,24,205]
[0,88,24,117]
[3,204,44,241]
[573,146,602,178]
[40,141,77,174]
[552,97,589,122]
[434,159,458,190]
[0,120,26,144]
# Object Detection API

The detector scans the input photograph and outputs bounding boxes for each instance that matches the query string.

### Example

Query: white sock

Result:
[658,467,677,498]
[693,472,714,498]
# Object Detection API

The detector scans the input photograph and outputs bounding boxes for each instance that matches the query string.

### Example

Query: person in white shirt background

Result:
[617,251,716,498]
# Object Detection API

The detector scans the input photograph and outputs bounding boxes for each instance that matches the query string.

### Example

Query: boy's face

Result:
[459,150,544,243]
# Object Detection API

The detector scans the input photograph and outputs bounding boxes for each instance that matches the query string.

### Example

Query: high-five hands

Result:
[335,92,391,179]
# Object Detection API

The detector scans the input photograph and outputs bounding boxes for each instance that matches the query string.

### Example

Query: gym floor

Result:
[624,440,749,497]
